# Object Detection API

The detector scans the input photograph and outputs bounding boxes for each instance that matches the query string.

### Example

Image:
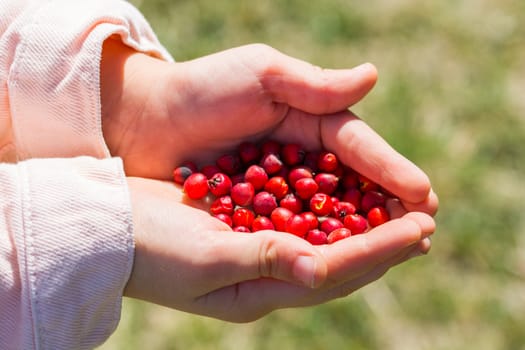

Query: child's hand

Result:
[124,176,434,322]
[101,39,437,216]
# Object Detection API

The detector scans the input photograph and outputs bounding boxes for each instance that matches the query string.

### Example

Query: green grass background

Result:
[100,1,525,349]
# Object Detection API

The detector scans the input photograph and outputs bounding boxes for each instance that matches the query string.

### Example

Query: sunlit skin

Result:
[100,38,438,322]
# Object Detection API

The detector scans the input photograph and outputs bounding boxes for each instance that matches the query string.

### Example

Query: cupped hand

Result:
[101,39,437,215]
[125,177,434,322]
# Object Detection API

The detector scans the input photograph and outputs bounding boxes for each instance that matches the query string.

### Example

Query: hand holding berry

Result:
[124,177,434,322]
[100,39,437,215]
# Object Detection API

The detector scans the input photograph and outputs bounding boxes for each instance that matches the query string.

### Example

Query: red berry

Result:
[279,193,303,214]
[231,182,255,206]
[301,211,319,230]
[253,191,278,216]
[261,139,281,155]
[233,226,251,233]
[367,206,390,227]
[281,143,305,166]
[252,216,275,231]
[173,165,194,185]
[214,213,233,227]
[317,151,339,173]
[295,177,319,200]
[305,229,328,245]
[200,164,221,179]
[183,173,209,199]
[238,141,261,165]
[232,208,256,229]
[210,195,234,216]
[216,154,242,175]
[264,176,289,200]
[327,227,352,243]
[309,192,334,216]
[315,173,339,195]
[260,153,283,175]
[332,201,356,220]
[230,173,245,186]
[342,187,362,211]
[319,217,344,234]
[207,172,232,197]
[361,190,387,213]
[344,213,368,234]
[358,174,380,192]
[244,165,268,191]
[341,169,359,189]
[288,166,314,188]
[302,151,320,172]
[270,207,294,232]
[285,214,309,237]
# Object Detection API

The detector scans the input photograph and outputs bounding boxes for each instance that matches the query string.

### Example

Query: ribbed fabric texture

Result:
[0,0,174,348]
[0,157,134,349]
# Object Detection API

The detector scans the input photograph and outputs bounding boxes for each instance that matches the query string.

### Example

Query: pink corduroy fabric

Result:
[0,0,173,348]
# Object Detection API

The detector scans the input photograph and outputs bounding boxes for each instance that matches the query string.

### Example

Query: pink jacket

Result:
[0,0,172,348]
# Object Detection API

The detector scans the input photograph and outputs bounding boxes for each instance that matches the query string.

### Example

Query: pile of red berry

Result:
[173,140,392,245]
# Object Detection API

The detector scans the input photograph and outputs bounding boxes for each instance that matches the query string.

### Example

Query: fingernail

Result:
[293,256,317,288]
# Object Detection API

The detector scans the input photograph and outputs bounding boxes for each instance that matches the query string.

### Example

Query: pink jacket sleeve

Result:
[0,0,173,348]
[0,157,134,350]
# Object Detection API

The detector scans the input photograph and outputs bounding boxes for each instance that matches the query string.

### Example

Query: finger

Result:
[254,45,378,114]
[318,215,428,284]
[402,188,439,216]
[189,230,328,294]
[320,111,432,204]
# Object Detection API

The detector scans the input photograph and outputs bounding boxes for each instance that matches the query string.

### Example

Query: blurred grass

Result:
[100,0,525,349]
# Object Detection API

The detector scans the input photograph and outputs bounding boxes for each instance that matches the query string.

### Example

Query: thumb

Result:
[205,230,328,290]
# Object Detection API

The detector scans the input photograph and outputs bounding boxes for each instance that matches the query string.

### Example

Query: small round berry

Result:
[295,178,319,200]
[314,173,339,195]
[305,229,328,245]
[301,211,319,230]
[252,216,275,231]
[233,226,251,233]
[260,153,283,175]
[183,173,209,200]
[270,207,294,232]
[214,213,233,227]
[173,165,194,185]
[327,227,352,244]
[244,165,269,191]
[367,206,390,227]
[319,217,344,234]
[238,141,261,165]
[344,213,368,234]
[288,166,313,189]
[208,172,232,197]
[216,153,242,175]
[309,192,334,216]
[231,182,255,207]
[210,195,234,216]
[361,190,387,213]
[317,151,339,173]
[232,208,256,229]
[279,193,303,214]
[285,214,309,237]
[253,191,278,216]
[281,143,305,166]
[264,176,289,200]
[260,140,281,155]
